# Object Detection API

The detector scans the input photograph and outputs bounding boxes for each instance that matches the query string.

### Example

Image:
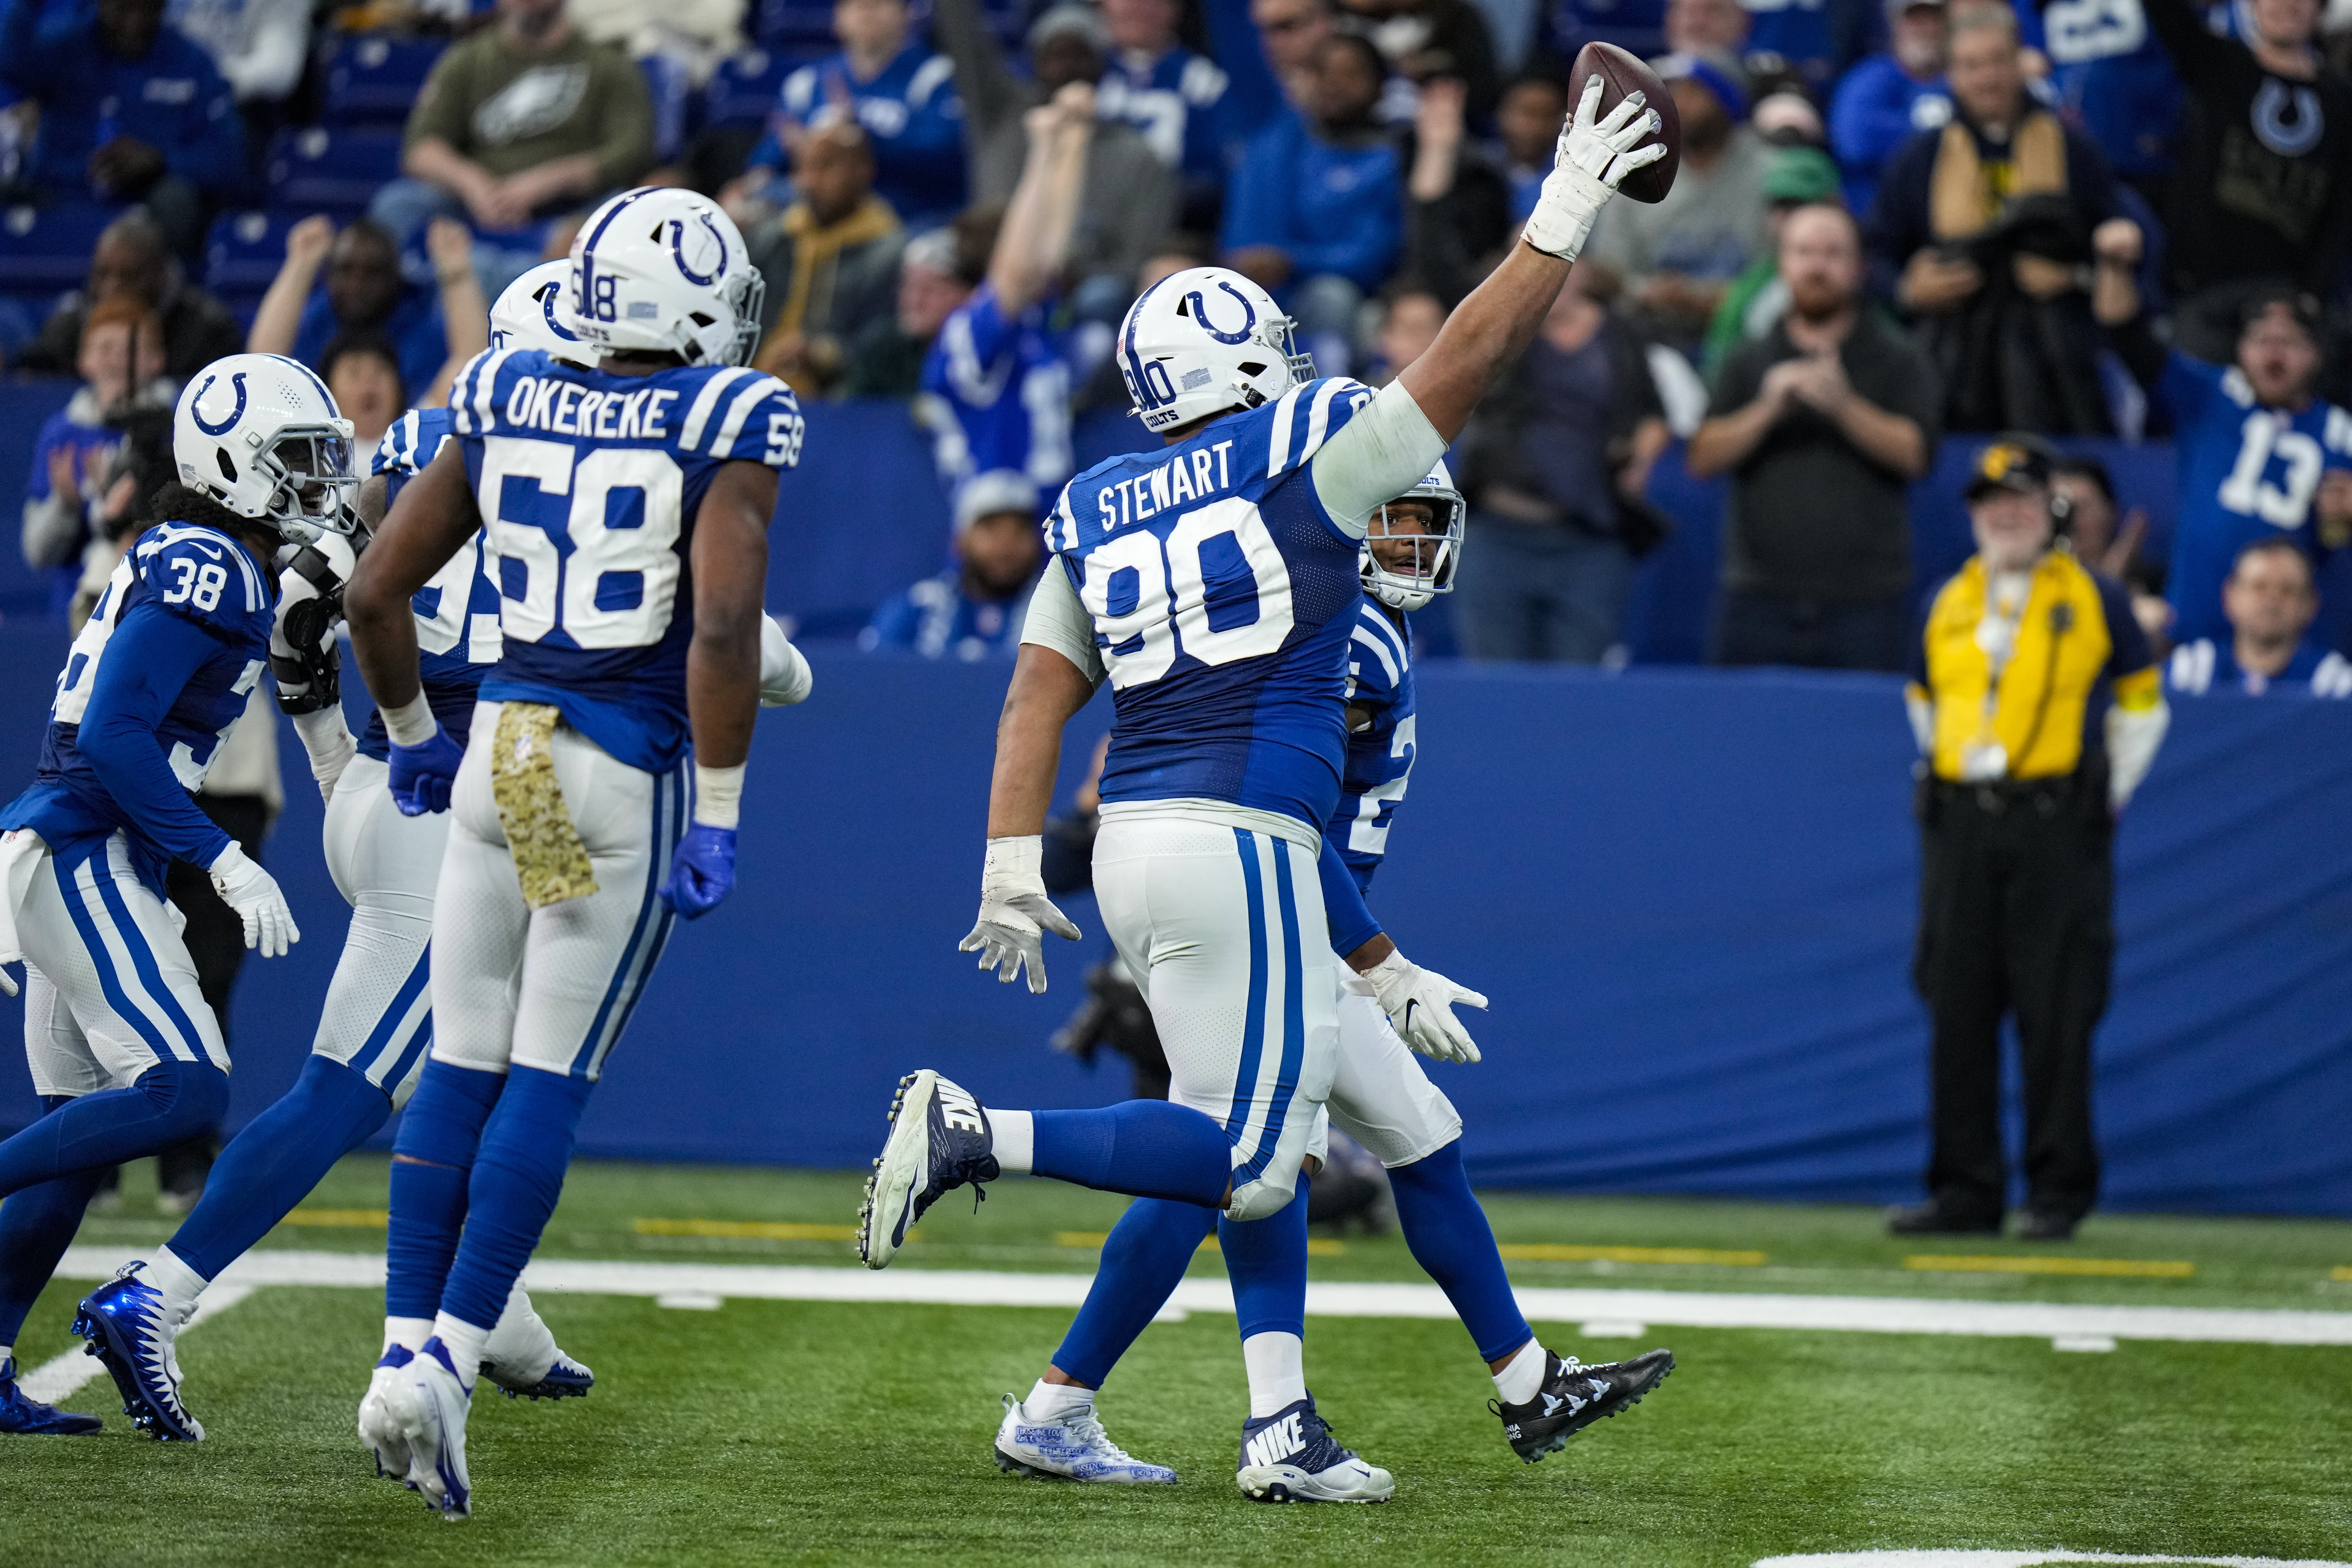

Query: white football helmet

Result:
[173,353,358,545]
[565,186,765,367]
[490,260,597,365]
[1361,462,1464,613]
[1116,266,1313,434]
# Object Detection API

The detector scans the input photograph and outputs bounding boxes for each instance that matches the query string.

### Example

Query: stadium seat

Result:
[322,35,447,131]
[703,49,791,129]
[267,128,405,219]
[0,202,120,298]
[203,209,301,317]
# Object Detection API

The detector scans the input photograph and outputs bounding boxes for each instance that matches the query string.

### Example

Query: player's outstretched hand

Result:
[1524,77,1665,259]
[660,824,738,920]
[959,835,1081,994]
[388,726,463,815]
[1365,949,1489,1064]
[208,842,300,958]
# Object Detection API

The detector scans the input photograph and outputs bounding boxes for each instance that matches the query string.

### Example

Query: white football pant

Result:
[426,702,687,1081]
[1092,813,1338,1222]
[310,754,444,1109]
[1315,982,1463,1169]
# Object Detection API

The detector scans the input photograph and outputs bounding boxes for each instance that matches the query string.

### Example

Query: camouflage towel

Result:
[490,702,599,909]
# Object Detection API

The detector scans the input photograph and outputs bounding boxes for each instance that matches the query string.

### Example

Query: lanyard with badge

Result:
[1962,571,2033,781]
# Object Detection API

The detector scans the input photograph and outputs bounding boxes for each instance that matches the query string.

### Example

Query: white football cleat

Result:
[478,1287,594,1401]
[1235,1395,1393,1503]
[994,1393,1178,1484]
[358,1347,416,1482]
[394,1339,474,1520]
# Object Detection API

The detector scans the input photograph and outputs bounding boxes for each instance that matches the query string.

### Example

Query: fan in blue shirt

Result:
[2166,535,2352,696]
[2014,0,2186,182]
[863,470,1045,659]
[1096,0,1233,204]
[1828,0,1952,217]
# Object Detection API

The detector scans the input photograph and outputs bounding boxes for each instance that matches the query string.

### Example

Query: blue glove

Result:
[388,726,463,816]
[660,823,737,919]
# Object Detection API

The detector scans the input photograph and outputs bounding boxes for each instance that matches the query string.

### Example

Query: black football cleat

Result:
[858,1070,1000,1268]
[1493,1348,1675,1463]
[1887,1200,2003,1237]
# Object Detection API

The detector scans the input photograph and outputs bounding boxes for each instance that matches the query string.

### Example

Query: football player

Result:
[0,356,321,1436]
[856,77,1666,1500]
[989,468,1672,1492]
[342,190,803,1518]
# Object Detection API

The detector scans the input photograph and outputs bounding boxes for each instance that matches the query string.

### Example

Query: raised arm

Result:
[423,217,488,408]
[248,215,334,355]
[987,83,1096,319]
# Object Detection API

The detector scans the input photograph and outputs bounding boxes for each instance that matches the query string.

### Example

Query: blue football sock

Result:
[0,1060,228,1202]
[1031,1102,1233,1207]
[0,1098,108,1346]
[1051,1197,1219,1387]
[1219,1176,1310,1341]
[437,1065,595,1333]
[1388,1141,1532,1363]
[385,1059,504,1324]
[166,1056,391,1282]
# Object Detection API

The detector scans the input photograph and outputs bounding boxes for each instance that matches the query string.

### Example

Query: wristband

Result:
[694,763,746,829]
[982,834,1044,890]
[1520,163,1611,262]
[382,691,437,748]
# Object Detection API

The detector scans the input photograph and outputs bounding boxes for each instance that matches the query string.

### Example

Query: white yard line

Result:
[19,1285,254,1405]
[49,1247,2352,1348]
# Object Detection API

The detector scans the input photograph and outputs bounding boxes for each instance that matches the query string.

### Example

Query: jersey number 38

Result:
[1080,498,1295,688]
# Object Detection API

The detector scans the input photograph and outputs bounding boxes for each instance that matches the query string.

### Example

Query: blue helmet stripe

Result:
[269,352,337,414]
[1122,273,1176,411]
[577,187,653,325]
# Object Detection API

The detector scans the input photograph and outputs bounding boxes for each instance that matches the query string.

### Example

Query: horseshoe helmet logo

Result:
[2254,80,2324,157]
[1185,281,1260,345]
[669,212,729,287]
[190,372,249,437]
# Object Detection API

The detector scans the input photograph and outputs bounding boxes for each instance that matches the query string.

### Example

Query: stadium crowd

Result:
[8,0,2352,693]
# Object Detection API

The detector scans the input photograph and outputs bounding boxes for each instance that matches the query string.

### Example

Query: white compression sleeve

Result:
[1018,565,1108,686]
[2105,699,2169,809]
[1308,379,1449,537]
[381,692,436,747]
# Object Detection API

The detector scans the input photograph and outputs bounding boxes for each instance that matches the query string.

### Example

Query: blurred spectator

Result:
[246,214,488,410]
[861,469,1045,657]
[8,211,241,380]
[1401,75,1514,303]
[569,0,745,86]
[1866,2,2134,434]
[375,0,657,293]
[746,124,904,396]
[932,0,1177,320]
[22,298,173,621]
[841,220,986,396]
[1700,143,1841,373]
[319,330,406,447]
[167,0,310,110]
[1097,0,1234,222]
[1665,0,1830,82]
[916,84,1092,492]
[2142,0,2352,361]
[736,0,966,232]
[1339,0,1501,114]
[2014,0,2184,212]
[0,0,245,261]
[1224,35,1403,372]
[1689,202,1938,671]
[1582,51,1773,353]
[2106,283,2352,649]
[2167,536,2352,694]
[2050,453,2173,647]
[1749,85,1826,146]
[1828,0,1951,216]
[1492,71,1568,223]
[1252,0,1337,93]
[1665,0,1749,57]
[1452,264,1670,663]
[1365,278,1446,383]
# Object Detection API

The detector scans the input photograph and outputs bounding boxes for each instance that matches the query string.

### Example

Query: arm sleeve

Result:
[1828,61,1915,180]
[1318,832,1383,958]
[1309,379,1449,539]
[1018,561,1107,686]
[928,0,1020,145]
[2104,309,2169,388]
[1201,0,1285,141]
[74,605,237,868]
[1219,126,1288,252]
[2105,692,2169,808]
[2141,0,2234,93]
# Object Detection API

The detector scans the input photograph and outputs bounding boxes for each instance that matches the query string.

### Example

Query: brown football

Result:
[1569,41,1680,205]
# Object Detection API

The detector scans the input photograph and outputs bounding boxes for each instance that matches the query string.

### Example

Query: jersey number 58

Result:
[479,435,685,648]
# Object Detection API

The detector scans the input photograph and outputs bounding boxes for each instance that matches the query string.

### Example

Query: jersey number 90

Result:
[480,435,685,648]
[1079,497,1295,689]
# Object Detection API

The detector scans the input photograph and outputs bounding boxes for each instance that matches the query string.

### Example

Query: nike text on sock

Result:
[1026,1378,1093,1418]
[385,1316,434,1355]
[145,1246,210,1312]
[1241,1331,1307,1420]
[430,1313,492,1387]
[991,1109,1034,1174]
[1494,1339,1549,1405]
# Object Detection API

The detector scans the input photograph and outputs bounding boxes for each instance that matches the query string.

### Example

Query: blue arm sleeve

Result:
[1201,0,1284,141]
[76,605,236,868]
[1828,61,1913,177]
[1220,127,1288,252]
[1318,832,1382,959]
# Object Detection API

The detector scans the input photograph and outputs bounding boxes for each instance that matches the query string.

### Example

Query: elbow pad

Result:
[272,538,352,714]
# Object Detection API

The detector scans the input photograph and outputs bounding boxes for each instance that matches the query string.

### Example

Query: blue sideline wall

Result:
[0,633,2347,1217]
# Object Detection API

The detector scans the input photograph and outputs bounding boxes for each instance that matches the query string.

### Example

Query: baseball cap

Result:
[1964,434,2059,500]
[1764,146,1840,204]
[1028,4,1104,50]
[955,469,1040,533]
[1649,50,1752,121]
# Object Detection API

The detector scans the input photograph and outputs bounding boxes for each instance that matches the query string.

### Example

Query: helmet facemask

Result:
[249,425,358,544]
[1361,489,1463,613]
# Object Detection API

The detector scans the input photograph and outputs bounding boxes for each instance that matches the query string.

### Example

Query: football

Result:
[1570,40,1681,205]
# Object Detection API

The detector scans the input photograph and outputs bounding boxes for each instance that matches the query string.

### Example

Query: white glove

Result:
[290,706,357,804]
[759,614,813,707]
[1363,948,1489,1063]
[208,841,300,958]
[957,835,1081,994]
[1522,75,1668,261]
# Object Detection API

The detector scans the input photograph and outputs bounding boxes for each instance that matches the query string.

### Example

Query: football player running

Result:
[990,467,1673,1493]
[856,78,1665,1501]
[0,356,322,1436]
[343,190,803,1519]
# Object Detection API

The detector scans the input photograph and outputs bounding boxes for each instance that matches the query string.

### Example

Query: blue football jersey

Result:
[4,522,273,889]
[1096,47,1231,183]
[360,407,505,760]
[446,348,805,772]
[918,283,1072,492]
[2158,351,2352,646]
[1046,376,1376,831]
[1329,600,1415,890]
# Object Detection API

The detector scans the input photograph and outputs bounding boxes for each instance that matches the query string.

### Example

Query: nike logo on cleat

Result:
[1243,1412,1304,1470]
[935,1080,986,1136]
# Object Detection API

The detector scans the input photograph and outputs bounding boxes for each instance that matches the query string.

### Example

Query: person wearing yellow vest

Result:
[1892,433,2169,1243]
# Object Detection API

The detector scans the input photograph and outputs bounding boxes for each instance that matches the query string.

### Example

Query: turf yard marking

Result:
[1499,1244,1768,1266]
[2333,1266,2352,1282]
[635,1217,867,1242]
[2051,1334,2119,1353]
[48,1248,2352,1347]
[17,1284,254,1404]
[655,1292,725,1310]
[278,1208,389,1227]
[1054,1231,1345,1257]
[1905,1254,2196,1278]
[1755,1553,2352,1566]
[1580,1319,1648,1337]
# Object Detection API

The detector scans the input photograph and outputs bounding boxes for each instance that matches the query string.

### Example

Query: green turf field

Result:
[9,1156,2351,1567]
